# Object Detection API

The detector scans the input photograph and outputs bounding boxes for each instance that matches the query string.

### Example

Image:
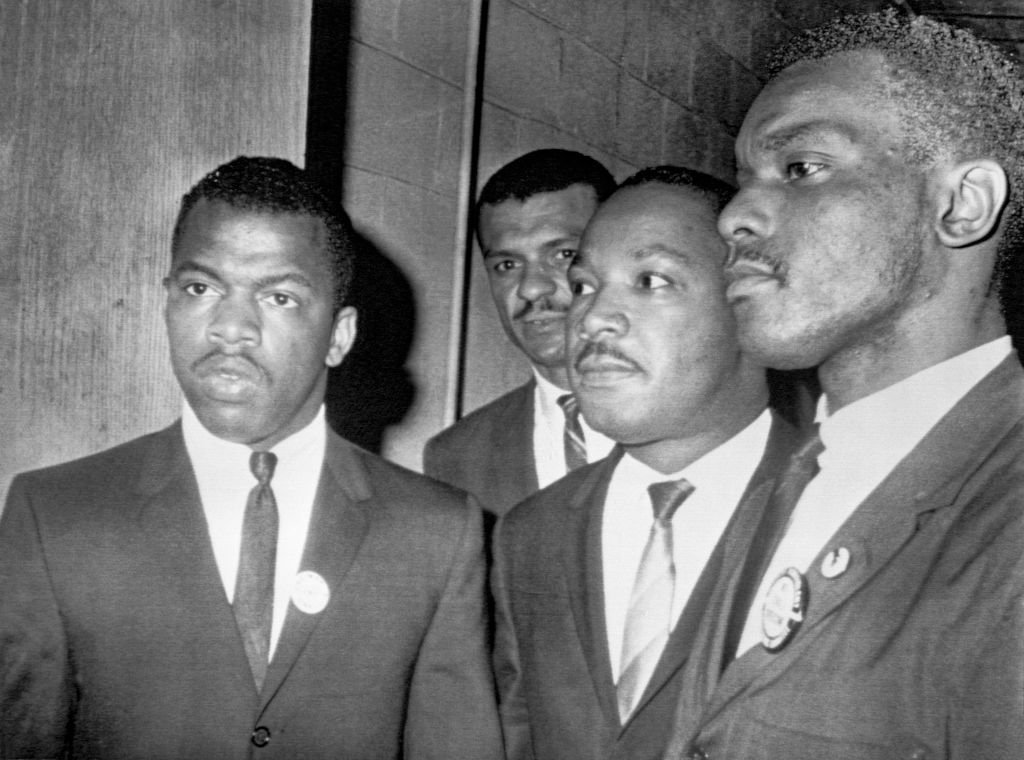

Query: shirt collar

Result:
[816,336,1012,472]
[182,401,327,477]
[617,407,772,495]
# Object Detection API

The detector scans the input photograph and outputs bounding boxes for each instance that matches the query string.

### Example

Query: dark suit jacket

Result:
[0,423,503,760]
[492,413,799,760]
[424,381,537,516]
[664,355,1024,760]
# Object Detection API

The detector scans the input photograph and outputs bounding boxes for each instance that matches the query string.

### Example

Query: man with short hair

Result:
[0,156,503,759]
[492,166,801,760]
[424,149,617,514]
[665,10,1024,758]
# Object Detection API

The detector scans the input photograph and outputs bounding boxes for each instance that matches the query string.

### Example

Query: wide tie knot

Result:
[250,451,277,486]
[647,478,695,525]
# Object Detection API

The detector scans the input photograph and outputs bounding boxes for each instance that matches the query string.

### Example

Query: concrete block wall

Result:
[342,0,886,469]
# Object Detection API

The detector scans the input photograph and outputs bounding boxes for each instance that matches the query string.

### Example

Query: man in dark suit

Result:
[0,157,503,759]
[424,149,618,514]
[664,11,1024,759]
[492,166,800,760]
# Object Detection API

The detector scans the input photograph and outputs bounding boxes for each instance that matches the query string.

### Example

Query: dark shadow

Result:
[767,367,821,431]
[325,230,418,453]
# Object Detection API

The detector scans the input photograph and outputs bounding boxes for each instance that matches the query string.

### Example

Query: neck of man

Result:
[820,296,1006,413]
[623,385,769,475]
[534,362,570,391]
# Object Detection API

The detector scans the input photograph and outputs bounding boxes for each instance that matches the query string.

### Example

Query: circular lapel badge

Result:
[291,570,330,615]
[820,546,851,579]
[761,567,808,652]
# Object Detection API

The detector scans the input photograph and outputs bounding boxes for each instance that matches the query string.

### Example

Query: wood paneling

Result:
[0,0,311,502]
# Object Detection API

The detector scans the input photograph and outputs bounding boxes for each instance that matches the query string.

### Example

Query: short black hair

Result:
[618,165,736,214]
[769,8,1024,277]
[476,149,615,223]
[172,156,355,312]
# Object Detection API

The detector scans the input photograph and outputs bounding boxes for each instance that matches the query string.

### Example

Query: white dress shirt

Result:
[603,409,772,681]
[533,368,616,489]
[183,403,326,659]
[736,336,1013,656]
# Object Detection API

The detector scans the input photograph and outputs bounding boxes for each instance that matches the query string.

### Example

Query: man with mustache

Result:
[663,10,1024,759]
[425,149,617,515]
[0,157,503,759]
[491,166,802,760]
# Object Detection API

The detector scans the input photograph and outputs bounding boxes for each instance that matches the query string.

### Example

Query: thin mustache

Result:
[573,341,639,372]
[513,297,569,321]
[191,350,268,379]
[725,245,784,276]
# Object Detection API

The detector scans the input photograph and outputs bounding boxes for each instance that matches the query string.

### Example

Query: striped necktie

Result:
[557,393,588,471]
[617,477,695,722]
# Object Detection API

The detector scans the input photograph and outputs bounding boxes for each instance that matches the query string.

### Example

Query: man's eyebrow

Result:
[251,272,317,291]
[168,260,220,280]
[758,120,856,153]
[628,242,690,263]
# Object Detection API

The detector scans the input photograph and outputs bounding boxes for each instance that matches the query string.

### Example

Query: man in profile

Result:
[424,149,617,514]
[0,156,502,759]
[492,166,800,760]
[666,10,1024,758]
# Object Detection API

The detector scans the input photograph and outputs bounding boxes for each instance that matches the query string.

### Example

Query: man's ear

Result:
[326,306,357,368]
[935,159,1009,248]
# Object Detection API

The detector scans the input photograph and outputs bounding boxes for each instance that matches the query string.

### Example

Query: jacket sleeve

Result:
[0,475,74,759]
[491,514,535,760]
[404,495,504,760]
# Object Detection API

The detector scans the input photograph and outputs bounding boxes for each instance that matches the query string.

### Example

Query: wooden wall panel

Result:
[0,0,311,502]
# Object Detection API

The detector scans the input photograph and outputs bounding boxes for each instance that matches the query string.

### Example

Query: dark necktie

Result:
[617,478,695,722]
[721,426,824,665]
[233,450,278,691]
[557,393,588,471]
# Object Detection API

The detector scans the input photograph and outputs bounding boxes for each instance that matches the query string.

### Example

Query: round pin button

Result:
[761,567,808,651]
[820,546,851,579]
[291,570,330,615]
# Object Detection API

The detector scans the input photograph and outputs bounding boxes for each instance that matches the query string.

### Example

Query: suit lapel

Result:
[134,423,259,701]
[657,415,799,746]
[561,451,622,725]
[488,381,539,502]
[703,357,1024,723]
[259,431,372,705]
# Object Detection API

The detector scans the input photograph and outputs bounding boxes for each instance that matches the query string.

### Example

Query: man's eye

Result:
[264,293,298,308]
[491,259,518,273]
[554,248,577,263]
[638,273,672,290]
[570,280,595,296]
[785,162,825,180]
[183,283,212,296]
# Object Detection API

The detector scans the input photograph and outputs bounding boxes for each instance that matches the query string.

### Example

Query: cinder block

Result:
[346,43,462,195]
[559,38,619,154]
[396,0,471,83]
[646,0,694,104]
[621,0,652,77]
[616,74,665,168]
[510,0,582,33]
[579,0,629,61]
[484,0,561,125]
[661,102,709,170]
[728,59,762,130]
[692,39,734,124]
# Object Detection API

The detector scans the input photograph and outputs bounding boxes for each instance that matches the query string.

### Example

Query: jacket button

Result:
[689,746,709,760]
[251,726,272,747]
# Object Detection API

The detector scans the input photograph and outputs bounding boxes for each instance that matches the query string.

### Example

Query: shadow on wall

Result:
[326,230,417,453]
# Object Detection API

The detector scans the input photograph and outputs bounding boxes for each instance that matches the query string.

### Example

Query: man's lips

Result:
[724,251,783,300]
[573,343,642,383]
[192,353,267,400]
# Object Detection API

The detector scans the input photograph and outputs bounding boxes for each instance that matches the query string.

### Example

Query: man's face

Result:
[719,51,934,371]
[567,183,746,445]
[165,199,355,449]
[479,183,600,384]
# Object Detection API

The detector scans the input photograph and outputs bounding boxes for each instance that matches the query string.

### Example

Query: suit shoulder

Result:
[501,461,597,530]
[10,427,173,499]
[347,443,475,515]
[425,383,532,454]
